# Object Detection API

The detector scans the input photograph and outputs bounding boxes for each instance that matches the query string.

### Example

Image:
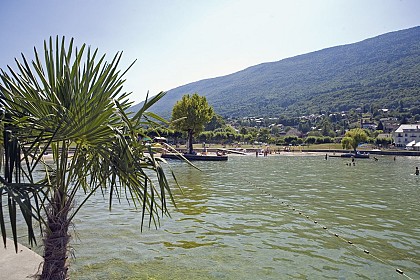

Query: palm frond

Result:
[0,36,177,258]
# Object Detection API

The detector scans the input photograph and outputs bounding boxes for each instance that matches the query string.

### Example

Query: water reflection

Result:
[172,164,210,216]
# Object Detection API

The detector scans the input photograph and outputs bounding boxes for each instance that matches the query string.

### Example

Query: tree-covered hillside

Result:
[131,26,420,119]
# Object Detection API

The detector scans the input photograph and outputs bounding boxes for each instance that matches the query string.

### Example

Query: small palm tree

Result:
[0,37,176,279]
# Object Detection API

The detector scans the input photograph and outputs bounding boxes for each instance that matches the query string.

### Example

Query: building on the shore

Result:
[379,117,400,133]
[406,140,420,151]
[393,124,420,149]
[377,133,393,139]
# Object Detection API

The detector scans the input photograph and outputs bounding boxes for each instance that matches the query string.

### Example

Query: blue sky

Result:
[1,0,419,104]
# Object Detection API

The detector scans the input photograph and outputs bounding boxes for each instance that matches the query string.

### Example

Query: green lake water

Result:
[16,154,420,279]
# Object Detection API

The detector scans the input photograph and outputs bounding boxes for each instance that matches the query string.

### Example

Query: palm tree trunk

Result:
[41,195,71,280]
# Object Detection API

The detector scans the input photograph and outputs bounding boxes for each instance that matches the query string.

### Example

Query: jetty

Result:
[328,152,370,159]
[161,153,228,161]
[217,148,247,155]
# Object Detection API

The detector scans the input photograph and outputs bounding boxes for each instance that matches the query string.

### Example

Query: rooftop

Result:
[394,124,420,133]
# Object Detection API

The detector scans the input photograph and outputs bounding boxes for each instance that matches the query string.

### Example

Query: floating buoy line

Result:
[2,180,418,278]
[244,178,417,280]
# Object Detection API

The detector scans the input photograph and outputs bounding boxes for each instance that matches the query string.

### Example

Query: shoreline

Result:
[167,147,420,157]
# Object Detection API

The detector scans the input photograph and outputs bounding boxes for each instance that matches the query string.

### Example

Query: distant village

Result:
[225,106,420,150]
[148,106,420,151]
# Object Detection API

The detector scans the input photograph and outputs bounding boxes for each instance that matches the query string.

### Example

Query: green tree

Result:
[298,122,311,134]
[375,137,393,148]
[321,118,334,136]
[257,128,271,143]
[171,93,214,154]
[205,114,225,131]
[270,125,281,136]
[0,37,175,279]
[341,137,353,150]
[307,130,323,137]
[341,128,368,153]
[239,126,248,135]
[198,131,214,143]
[284,135,298,145]
[305,136,318,145]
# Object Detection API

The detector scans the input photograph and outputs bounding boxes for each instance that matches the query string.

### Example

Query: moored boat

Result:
[340,152,370,158]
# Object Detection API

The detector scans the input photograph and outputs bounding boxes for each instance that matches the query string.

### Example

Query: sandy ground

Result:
[0,238,43,280]
[233,151,328,157]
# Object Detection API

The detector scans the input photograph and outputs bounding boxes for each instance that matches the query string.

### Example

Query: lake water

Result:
[16,153,420,279]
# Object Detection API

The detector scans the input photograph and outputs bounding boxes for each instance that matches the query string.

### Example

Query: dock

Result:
[161,153,228,161]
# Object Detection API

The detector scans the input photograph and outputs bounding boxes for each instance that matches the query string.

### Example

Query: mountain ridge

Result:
[131,26,420,119]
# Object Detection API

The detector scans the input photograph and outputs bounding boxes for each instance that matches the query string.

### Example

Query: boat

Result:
[340,152,370,159]
[161,153,228,161]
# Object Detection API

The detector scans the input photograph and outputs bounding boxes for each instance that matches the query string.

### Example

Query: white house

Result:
[393,124,420,149]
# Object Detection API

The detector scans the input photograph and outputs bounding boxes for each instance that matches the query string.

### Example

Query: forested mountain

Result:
[131,26,420,119]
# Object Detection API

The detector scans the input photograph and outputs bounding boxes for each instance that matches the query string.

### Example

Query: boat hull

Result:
[340,153,370,158]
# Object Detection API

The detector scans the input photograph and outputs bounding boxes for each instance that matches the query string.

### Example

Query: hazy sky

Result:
[1,0,419,104]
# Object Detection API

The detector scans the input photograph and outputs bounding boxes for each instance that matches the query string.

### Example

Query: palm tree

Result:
[0,37,176,279]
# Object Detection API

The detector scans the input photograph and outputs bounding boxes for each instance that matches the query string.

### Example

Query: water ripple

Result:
[61,155,420,279]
